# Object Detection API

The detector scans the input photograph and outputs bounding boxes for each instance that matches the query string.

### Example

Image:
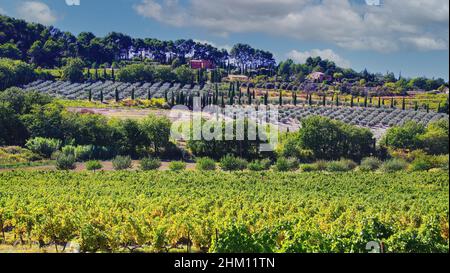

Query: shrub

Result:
[86,160,102,171]
[275,157,299,172]
[62,145,76,156]
[326,159,357,172]
[313,160,328,171]
[220,155,248,171]
[248,159,272,171]
[169,161,187,171]
[140,157,161,171]
[300,164,316,172]
[359,157,382,172]
[112,156,132,170]
[56,154,76,170]
[25,137,61,158]
[74,145,94,161]
[196,157,216,171]
[381,158,409,173]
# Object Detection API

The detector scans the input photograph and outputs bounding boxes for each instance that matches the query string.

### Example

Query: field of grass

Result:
[0,170,448,253]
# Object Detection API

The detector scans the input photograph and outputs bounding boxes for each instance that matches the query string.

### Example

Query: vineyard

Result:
[22,80,207,100]
[20,80,449,132]
[0,171,448,253]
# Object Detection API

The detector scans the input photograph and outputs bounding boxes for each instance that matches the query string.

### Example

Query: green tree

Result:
[61,58,85,82]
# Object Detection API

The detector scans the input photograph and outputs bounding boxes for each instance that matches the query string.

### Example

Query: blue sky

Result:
[0,0,448,80]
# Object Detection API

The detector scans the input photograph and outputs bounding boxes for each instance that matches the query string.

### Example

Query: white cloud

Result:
[0,6,6,14]
[133,0,449,52]
[287,49,351,68]
[17,1,57,25]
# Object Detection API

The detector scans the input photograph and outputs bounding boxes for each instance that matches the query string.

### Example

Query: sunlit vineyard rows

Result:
[0,171,448,253]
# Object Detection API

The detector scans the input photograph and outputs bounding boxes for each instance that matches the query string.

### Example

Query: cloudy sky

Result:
[0,0,448,79]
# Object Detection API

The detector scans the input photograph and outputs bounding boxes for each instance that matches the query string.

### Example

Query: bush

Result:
[112,156,132,170]
[196,157,216,171]
[169,161,186,171]
[359,157,382,172]
[220,155,248,171]
[275,157,299,172]
[313,160,328,171]
[62,145,76,156]
[326,159,357,172]
[300,164,316,172]
[74,145,94,161]
[140,157,161,171]
[381,158,409,173]
[86,160,102,171]
[56,154,76,170]
[248,159,272,171]
[409,155,448,172]
[25,137,61,158]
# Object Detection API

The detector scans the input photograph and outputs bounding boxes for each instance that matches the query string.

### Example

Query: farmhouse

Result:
[307,72,332,82]
[190,59,215,70]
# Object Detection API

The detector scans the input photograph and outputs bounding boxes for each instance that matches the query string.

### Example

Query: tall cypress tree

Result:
[402,97,406,110]
[115,88,119,102]
[279,90,283,106]
[350,96,354,108]
[100,89,104,103]
[322,95,326,107]
[111,68,115,82]
[131,88,135,100]
[264,91,269,106]
[88,89,92,102]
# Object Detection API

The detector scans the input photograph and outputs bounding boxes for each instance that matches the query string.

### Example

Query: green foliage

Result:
[112,156,132,170]
[187,119,268,160]
[0,103,28,146]
[0,43,22,59]
[300,164,316,172]
[297,116,373,161]
[248,159,272,171]
[196,157,217,171]
[0,171,447,253]
[381,121,426,150]
[25,137,61,158]
[359,157,382,172]
[0,87,53,115]
[174,65,195,85]
[55,153,76,170]
[139,157,161,171]
[0,58,36,90]
[117,64,155,82]
[381,159,409,173]
[61,58,85,82]
[420,119,449,155]
[210,224,266,253]
[139,114,172,155]
[326,159,357,172]
[86,160,103,171]
[275,157,299,172]
[168,161,187,171]
[220,155,248,171]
